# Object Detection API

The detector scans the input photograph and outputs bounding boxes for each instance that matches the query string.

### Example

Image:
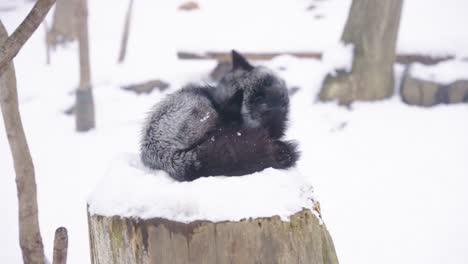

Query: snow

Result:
[123,0,468,57]
[410,60,468,84]
[87,154,316,223]
[322,42,354,75]
[1,0,468,264]
[399,0,468,57]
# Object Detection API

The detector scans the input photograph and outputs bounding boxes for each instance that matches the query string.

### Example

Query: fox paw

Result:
[272,140,300,169]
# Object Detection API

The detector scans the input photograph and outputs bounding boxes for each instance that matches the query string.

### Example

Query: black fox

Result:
[140,50,299,181]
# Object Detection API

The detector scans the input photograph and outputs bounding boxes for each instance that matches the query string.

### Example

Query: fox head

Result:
[218,50,290,138]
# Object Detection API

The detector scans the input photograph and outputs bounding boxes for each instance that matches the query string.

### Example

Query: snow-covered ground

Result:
[1,0,468,263]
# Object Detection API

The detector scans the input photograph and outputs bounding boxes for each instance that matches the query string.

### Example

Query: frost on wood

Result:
[88,208,338,264]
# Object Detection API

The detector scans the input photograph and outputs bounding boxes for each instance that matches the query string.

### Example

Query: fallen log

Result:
[177,51,458,66]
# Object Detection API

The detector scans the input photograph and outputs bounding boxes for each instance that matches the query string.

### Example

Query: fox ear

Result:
[231,50,254,71]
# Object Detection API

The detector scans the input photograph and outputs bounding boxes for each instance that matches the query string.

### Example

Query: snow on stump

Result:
[87,154,339,264]
[401,61,468,106]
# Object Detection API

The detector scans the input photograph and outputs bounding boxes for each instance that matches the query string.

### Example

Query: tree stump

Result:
[88,208,338,264]
[87,154,339,263]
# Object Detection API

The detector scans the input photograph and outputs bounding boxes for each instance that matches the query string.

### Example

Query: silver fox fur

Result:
[140,50,299,181]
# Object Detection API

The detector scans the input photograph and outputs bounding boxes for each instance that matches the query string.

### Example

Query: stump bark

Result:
[88,208,338,264]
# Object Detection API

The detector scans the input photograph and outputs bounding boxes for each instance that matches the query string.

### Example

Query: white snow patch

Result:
[322,42,354,75]
[200,112,211,122]
[87,154,316,223]
[410,60,468,85]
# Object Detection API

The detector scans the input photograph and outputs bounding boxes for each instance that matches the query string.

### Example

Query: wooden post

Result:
[75,0,95,132]
[52,227,68,264]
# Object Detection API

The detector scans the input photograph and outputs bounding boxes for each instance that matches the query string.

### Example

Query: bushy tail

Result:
[141,126,299,181]
[184,126,299,181]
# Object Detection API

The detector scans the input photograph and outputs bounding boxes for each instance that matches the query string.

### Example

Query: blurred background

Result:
[1,0,467,263]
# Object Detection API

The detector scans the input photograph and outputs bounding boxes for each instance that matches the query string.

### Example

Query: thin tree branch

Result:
[0,1,56,263]
[0,21,45,264]
[118,0,134,63]
[0,0,56,76]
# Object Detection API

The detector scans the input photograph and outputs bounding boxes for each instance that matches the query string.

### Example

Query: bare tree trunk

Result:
[118,0,134,63]
[319,0,403,105]
[47,0,78,49]
[75,0,95,132]
[52,227,68,264]
[0,22,46,264]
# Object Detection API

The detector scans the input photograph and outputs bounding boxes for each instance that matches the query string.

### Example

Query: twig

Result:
[0,1,56,262]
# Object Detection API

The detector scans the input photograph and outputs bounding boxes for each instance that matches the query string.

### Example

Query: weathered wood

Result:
[396,54,455,66]
[52,227,68,264]
[88,208,338,264]
[177,51,457,66]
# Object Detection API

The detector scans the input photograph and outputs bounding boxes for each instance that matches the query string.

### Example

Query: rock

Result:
[88,208,339,264]
[400,73,440,106]
[448,80,468,103]
[306,4,317,11]
[400,68,468,106]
